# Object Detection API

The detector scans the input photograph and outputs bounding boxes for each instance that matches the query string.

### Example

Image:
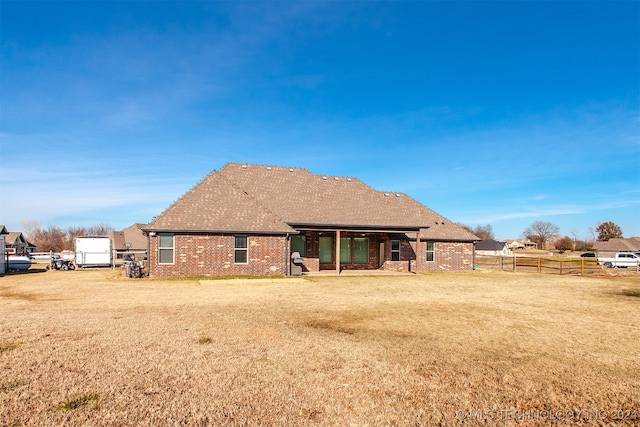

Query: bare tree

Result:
[21,219,42,240]
[523,221,560,250]
[33,225,67,252]
[473,224,495,240]
[86,223,113,236]
[456,223,495,240]
[569,229,580,252]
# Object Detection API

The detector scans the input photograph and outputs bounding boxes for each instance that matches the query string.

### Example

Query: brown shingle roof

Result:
[593,237,640,252]
[147,162,478,241]
[147,170,295,234]
[110,223,149,251]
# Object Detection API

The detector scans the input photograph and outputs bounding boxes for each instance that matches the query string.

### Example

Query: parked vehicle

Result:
[597,252,640,268]
[122,253,144,278]
[580,252,596,258]
[51,254,75,271]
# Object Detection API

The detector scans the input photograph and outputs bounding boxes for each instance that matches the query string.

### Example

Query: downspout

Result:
[473,240,476,270]
[144,231,151,277]
[285,234,290,276]
[415,229,420,274]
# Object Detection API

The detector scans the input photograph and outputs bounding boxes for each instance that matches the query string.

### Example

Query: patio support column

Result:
[415,229,420,274]
[335,229,341,275]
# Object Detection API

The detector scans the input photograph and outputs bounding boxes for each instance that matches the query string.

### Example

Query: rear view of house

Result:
[144,163,478,277]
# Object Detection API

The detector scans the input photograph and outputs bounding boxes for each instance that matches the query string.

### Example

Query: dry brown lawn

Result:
[1,269,639,426]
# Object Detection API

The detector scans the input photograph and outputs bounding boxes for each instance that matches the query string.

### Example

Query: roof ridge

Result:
[223,162,365,182]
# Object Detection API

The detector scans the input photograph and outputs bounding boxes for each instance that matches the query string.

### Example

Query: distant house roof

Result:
[593,237,640,252]
[5,231,27,246]
[476,239,508,251]
[0,225,8,234]
[147,162,478,241]
[110,223,148,251]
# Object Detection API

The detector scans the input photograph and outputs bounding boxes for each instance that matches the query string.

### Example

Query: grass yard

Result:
[1,269,639,426]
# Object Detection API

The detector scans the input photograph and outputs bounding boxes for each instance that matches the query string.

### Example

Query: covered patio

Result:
[290,228,424,275]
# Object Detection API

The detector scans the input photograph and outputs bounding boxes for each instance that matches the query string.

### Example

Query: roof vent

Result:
[241,165,247,169]
[395,194,401,197]
[289,168,294,172]
[266,167,272,171]
[347,178,352,182]
[334,177,339,181]
[322,176,327,180]
[384,193,390,197]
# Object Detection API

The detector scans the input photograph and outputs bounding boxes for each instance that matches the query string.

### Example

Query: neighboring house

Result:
[3,231,31,255]
[506,239,537,250]
[144,163,479,277]
[1,226,36,256]
[110,223,148,262]
[476,239,511,256]
[592,237,640,256]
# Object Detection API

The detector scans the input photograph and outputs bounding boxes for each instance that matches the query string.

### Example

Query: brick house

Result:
[109,223,148,264]
[143,163,478,277]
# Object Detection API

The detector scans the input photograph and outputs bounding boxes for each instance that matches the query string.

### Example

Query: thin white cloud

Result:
[0,167,191,230]
[467,207,586,225]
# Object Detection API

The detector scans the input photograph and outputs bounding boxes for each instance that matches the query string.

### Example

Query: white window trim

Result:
[158,233,175,265]
[426,241,435,262]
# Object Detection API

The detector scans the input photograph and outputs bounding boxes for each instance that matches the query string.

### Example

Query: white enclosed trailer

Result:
[75,237,112,267]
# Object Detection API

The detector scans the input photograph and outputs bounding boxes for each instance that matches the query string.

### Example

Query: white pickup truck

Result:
[597,252,640,268]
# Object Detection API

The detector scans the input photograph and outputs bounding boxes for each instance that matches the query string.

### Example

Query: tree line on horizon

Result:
[20,220,114,253]
[458,221,624,252]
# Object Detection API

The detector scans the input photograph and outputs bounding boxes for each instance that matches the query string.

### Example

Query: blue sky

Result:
[1,0,639,241]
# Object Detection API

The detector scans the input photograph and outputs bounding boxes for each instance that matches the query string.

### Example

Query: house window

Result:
[235,235,248,264]
[158,234,174,264]
[391,240,400,261]
[319,237,333,263]
[291,235,306,257]
[353,237,369,263]
[426,241,435,262]
[340,237,351,263]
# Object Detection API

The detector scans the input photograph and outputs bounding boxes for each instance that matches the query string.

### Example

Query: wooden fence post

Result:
[537,257,541,273]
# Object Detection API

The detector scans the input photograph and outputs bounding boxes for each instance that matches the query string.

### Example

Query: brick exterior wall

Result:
[148,234,288,277]
[382,240,474,272]
[414,241,475,272]
[147,232,475,277]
